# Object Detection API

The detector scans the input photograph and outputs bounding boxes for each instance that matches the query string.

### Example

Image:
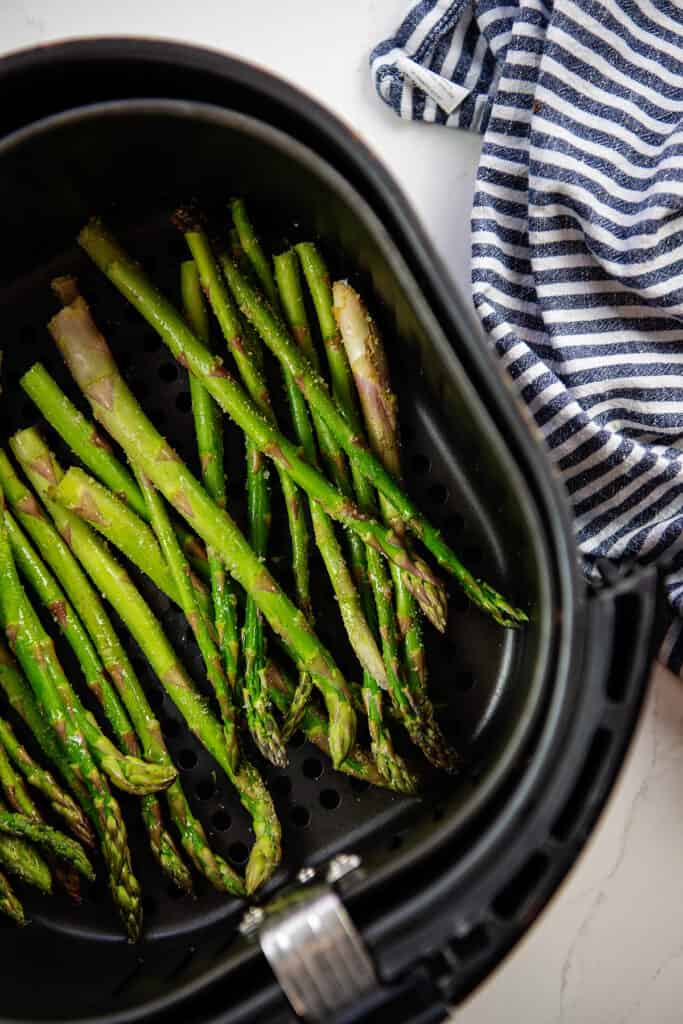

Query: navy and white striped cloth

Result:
[371,0,683,674]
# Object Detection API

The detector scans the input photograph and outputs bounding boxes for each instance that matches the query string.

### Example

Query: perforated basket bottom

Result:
[0,214,515,956]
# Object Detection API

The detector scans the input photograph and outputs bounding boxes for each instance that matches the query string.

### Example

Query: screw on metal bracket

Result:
[297,866,316,885]
[239,905,265,937]
[326,852,361,884]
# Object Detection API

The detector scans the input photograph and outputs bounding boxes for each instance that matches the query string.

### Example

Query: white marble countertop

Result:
[1,2,680,1021]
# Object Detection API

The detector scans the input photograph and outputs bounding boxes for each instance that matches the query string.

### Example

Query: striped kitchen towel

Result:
[371,0,683,674]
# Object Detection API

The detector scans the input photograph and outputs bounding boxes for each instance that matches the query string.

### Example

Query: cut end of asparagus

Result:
[52,275,81,306]
[172,205,207,236]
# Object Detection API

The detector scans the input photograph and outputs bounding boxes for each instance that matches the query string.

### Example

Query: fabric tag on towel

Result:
[395,54,469,115]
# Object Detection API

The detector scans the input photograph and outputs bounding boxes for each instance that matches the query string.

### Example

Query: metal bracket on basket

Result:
[240,853,377,1021]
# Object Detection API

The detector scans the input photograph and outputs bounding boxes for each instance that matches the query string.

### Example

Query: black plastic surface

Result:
[0,41,658,1024]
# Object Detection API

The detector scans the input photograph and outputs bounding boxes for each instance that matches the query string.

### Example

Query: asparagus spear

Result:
[10,434,255,897]
[0,827,52,894]
[0,812,94,880]
[273,251,418,787]
[0,710,84,901]
[21,357,209,582]
[4,501,191,891]
[176,223,292,766]
[333,281,430,697]
[0,869,24,924]
[0,715,93,846]
[133,465,240,774]
[310,271,458,771]
[77,220,445,612]
[0,505,141,939]
[48,291,356,770]
[0,641,95,847]
[181,261,240,688]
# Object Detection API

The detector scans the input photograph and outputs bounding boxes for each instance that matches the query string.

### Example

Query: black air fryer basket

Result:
[0,40,662,1024]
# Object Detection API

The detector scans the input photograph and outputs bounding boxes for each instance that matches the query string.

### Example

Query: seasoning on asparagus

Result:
[0,500,142,940]
[77,220,449,617]
[10,432,251,897]
[181,260,240,689]
[47,288,357,770]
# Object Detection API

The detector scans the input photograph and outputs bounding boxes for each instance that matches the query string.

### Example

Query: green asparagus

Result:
[21,357,209,581]
[181,260,240,688]
[48,290,356,769]
[4,500,191,890]
[0,500,141,939]
[76,219,445,613]
[10,432,253,897]
[0,812,94,880]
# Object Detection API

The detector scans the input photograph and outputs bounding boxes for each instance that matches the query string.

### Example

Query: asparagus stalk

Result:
[4,501,191,890]
[0,641,95,847]
[133,465,240,774]
[0,869,24,924]
[176,224,294,766]
[0,812,94,880]
[0,505,141,939]
[0,715,93,846]
[333,281,430,696]
[315,274,458,771]
[48,289,356,770]
[77,220,445,612]
[181,261,240,688]
[10,434,254,897]
[21,359,209,582]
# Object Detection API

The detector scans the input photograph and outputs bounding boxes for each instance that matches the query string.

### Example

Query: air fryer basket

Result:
[0,42,659,1024]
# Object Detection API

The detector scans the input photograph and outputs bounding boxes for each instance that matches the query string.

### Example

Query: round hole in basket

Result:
[319,789,341,811]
